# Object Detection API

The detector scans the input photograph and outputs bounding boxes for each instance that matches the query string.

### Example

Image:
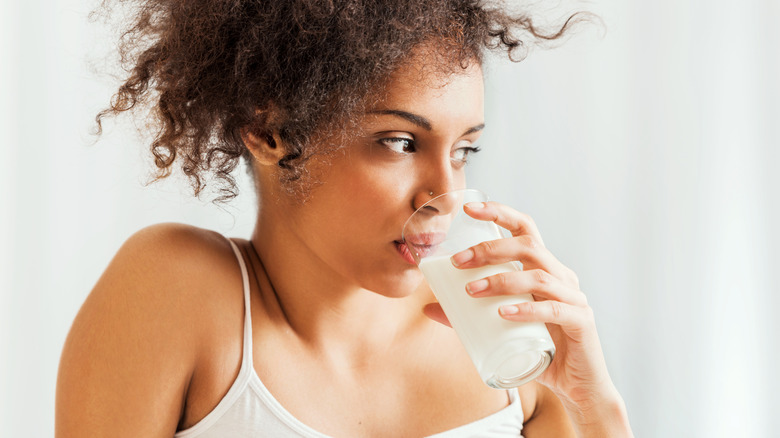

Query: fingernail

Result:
[466,279,488,295]
[499,305,520,315]
[465,202,485,210]
[451,248,474,267]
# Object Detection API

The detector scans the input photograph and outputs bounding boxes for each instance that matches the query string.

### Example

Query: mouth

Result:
[394,231,446,264]
[394,240,417,265]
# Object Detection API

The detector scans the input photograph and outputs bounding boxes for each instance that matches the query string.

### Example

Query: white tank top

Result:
[174,239,525,438]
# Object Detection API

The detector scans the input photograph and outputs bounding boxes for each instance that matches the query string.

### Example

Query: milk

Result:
[419,254,554,387]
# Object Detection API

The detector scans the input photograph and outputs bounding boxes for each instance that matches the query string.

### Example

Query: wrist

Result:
[561,388,633,438]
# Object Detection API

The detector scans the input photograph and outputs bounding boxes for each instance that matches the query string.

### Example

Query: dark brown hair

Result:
[93,0,589,202]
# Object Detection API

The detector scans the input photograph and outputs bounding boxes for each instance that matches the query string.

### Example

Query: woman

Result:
[56,1,633,436]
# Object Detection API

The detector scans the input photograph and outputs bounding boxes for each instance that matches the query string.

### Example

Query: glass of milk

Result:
[402,189,555,389]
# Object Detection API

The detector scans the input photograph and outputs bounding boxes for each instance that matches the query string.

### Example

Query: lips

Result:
[403,232,446,246]
[395,231,446,264]
[394,240,417,265]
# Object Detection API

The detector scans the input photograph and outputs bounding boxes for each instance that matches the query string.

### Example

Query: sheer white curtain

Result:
[2,0,777,436]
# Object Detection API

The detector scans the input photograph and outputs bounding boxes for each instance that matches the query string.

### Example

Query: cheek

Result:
[312,149,413,239]
[314,171,395,233]
[341,162,409,206]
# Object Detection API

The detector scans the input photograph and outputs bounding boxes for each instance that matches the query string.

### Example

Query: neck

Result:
[249,202,431,362]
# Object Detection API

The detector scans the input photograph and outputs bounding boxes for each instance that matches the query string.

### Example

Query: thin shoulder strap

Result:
[225,238,254,370]
[507,387,519,403]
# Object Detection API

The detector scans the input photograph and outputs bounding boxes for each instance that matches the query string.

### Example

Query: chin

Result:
[362,269,425,299]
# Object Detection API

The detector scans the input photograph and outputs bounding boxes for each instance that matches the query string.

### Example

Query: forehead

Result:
[372,59,485,121]
[383,57,484,98]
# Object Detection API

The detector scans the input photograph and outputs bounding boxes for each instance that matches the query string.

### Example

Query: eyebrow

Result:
[368,109,485,136]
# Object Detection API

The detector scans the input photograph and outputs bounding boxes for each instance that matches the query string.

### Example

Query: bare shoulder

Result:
[115,222,235,269]
[56,223,243,438]
[79,223,242,343]
[520,381,576,437]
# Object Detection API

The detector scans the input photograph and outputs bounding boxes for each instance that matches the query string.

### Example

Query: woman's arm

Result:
[55,224,212,437]
[522,382,630,438]
[521,382,576,437]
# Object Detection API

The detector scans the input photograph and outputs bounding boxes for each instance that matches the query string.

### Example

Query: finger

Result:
[457,201,580,289]
[450,235,577,288]
[422,303,451,327]
[465,269,587,307]
[463,201,543,243]
[451,234,548,270]
[498,301,595,337]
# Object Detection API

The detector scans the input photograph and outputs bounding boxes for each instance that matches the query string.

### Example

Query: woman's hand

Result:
[423,201,632,436]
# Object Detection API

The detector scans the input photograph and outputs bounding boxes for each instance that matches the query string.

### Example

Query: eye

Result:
[451,145,482,165]
[378,137,416,154]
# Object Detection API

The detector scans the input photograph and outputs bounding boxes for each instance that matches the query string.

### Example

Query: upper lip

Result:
[398,232,446,247]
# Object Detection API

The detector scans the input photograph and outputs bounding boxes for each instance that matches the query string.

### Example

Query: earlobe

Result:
[242,128,286,166]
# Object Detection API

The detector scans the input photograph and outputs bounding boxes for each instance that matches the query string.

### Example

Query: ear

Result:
[241,128,286,166]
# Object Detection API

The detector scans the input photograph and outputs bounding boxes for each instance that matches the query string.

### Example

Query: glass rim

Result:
[401,188,489,243]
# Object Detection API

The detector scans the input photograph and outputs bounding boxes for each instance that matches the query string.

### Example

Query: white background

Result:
[2,0,778,436]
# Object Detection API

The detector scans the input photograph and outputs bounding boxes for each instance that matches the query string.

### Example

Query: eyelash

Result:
[379,137,416,153]
[452,145,482,164]
[377,137,481,164]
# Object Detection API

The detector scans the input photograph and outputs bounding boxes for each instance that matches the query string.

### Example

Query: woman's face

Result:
[280,58,485,298]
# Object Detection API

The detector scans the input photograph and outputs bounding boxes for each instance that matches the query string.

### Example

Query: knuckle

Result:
[493,272,508,289]
[480,239,498,256]
[549,301,565,320]
[468,244,486,261]
[528,234,543,249]
[517,211,533,226]
[479,202,500,222]
[532,269,553,286]
[519,211,538,229]
[519,234,540,250]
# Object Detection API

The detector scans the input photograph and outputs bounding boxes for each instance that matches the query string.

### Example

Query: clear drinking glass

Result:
[402,189,555,388]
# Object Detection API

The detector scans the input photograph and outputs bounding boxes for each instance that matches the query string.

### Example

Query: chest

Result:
[249,329,514,437]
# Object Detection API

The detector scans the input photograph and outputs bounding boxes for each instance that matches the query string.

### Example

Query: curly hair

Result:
[93,0,590,202]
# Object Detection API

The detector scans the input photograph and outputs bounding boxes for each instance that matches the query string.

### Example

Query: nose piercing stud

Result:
[429,191,434,196]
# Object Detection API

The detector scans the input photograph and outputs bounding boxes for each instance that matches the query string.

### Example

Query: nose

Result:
[418,191,461,217]
[411,155,465,212]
